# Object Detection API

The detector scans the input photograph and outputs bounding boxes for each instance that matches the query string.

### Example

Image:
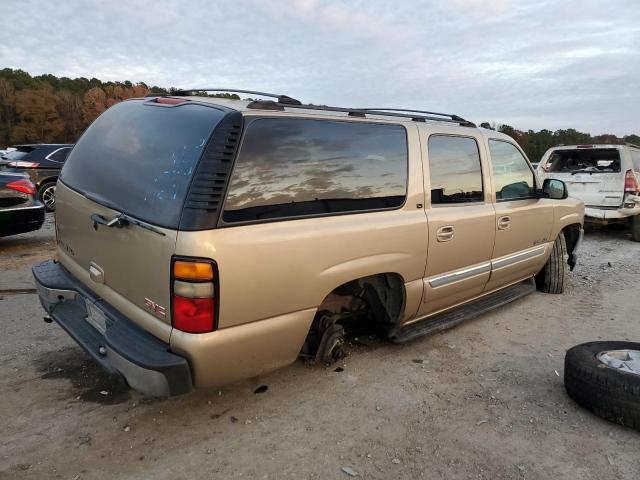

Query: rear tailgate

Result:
[55,182,178,335]
[55,98,227,339]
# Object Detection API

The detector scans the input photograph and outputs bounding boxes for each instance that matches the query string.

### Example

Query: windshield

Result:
[60,99,226,228]
[544,148,621,174]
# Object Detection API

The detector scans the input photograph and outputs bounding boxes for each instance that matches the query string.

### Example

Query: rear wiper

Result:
[90,212,166,236]
[571,168,596,175]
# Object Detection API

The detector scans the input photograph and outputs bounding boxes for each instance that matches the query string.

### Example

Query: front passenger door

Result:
[486,139,554,291]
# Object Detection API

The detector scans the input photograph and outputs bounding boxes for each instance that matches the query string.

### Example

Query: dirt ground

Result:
[1,217,639,479]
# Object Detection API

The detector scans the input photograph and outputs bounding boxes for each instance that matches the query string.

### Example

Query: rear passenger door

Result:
[485,139,553,291]
[417,134,495,317]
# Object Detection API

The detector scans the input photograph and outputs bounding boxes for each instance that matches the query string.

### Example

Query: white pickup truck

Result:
[538,144,640,241]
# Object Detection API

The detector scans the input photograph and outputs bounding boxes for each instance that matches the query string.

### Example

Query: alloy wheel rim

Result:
[598,350,640,375]
[42,185,56,209]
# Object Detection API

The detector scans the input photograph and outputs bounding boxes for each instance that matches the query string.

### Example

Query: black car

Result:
[0,172,45,237]
[1,144,73,212]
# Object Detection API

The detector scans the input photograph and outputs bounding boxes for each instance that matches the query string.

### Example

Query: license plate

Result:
[85,300,107,335]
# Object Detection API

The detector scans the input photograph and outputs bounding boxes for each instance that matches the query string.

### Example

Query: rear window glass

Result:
[222,118,407,223]
[60,100,225,228]
[47,147,72,163]
[544,148,621,174]
[2,147,33,161]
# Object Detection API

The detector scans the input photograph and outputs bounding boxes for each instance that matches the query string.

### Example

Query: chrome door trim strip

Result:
[429,262,491,288]
[0,204,44,213]
[491,245,547,270]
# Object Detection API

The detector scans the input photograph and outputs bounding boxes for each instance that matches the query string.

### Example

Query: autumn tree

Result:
[82,87,107,124]
[0,78,16,145]
[11,84,63,143]
[56,90,84,142]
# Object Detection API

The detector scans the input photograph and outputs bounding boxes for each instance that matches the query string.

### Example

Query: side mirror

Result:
[543,178,568,200]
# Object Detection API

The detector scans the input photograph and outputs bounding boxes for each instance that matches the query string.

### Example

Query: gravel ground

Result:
[1,217,639,479]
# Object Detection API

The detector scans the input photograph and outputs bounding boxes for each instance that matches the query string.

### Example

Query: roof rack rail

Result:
[173,88,302,105]
[166,88,475,127]
[262,103,475,127]
[358,108,473,125]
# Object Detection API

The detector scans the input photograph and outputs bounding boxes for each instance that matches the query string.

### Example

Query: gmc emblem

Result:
[144,298,166,317]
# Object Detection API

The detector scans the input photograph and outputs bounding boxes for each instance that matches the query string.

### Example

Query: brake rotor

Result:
[315,321,345,365]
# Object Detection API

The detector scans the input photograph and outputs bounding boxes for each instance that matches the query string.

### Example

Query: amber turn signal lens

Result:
[173,261,214,281]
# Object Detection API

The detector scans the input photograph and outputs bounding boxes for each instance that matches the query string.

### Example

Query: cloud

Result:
[0,0,638,135]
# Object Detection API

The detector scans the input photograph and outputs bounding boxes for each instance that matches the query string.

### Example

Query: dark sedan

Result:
[0,172,45,237]
[1,144,73,212]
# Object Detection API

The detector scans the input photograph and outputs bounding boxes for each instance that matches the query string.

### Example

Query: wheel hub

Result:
[598,350,640,375]
[42,185,56,209]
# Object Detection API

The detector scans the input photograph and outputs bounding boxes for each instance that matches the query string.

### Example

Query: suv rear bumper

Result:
[585,205,640,222]
[33,260,192,397]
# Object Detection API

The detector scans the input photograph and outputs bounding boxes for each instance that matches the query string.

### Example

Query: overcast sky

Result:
[1,0,638,135]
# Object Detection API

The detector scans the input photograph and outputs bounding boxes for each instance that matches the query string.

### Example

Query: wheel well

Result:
[562,223,582,271]
[300,273,406,362]
[318,272,405,326]
[37,177,58,190]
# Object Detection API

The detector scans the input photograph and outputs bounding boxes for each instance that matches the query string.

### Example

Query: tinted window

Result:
[223,118,407,223]
[61,100,225,228]
[489,140,535,201]
[428,135,483,204]
[2,147,33,161]
[48,147,71,163]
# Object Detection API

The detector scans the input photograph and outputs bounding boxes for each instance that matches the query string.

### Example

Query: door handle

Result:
[498,215,511,230]
[436,225,455,242]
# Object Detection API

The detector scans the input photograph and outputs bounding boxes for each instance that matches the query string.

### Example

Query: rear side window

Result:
[428,135,483,204]
[60,100,225,228]
[545,148,621,174]
[222,118,407,223]
[47,147,71,163]
[489,140,535,201]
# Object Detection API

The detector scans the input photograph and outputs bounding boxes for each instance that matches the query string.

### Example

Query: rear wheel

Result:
[38,181,57,212]
[630,215,640,242]
[535,233,567,294]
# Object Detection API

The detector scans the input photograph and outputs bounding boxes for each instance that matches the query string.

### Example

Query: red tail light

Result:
[173,296,215,333]
[625,170,639,193]
[171,258,217,333]
[6,178,36,195]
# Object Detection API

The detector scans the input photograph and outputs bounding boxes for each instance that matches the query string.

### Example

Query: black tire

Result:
[38,181,57,212]
[535,233,566,294]
[631,215,640,242]
[565,341,640,431]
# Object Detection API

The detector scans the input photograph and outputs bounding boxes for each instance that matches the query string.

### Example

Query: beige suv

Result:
[33,89,584,396]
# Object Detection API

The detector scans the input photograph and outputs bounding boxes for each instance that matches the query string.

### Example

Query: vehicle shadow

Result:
[584,222,630,241]
[33,346,131,405]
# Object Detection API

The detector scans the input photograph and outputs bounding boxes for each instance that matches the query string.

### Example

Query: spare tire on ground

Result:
[565,341,640,431]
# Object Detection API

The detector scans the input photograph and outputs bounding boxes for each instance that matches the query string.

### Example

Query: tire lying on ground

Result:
[564,341,640,431]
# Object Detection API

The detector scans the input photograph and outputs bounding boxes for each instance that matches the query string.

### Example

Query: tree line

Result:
[0,68,638,162]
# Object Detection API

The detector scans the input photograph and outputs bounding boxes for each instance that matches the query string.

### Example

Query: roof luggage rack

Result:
[172,88,302,105]
[168,88,476,127]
